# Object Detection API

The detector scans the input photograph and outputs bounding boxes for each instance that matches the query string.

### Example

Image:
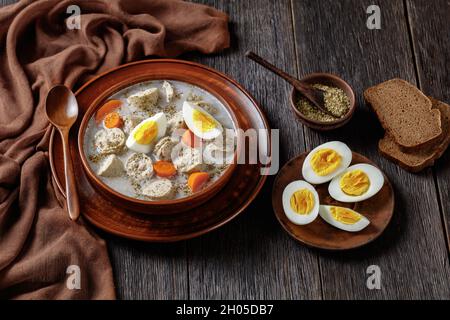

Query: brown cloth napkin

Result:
[0,0,229,299]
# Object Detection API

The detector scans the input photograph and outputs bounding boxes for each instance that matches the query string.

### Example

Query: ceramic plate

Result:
[272,152,394,250]
[49,59,270,242]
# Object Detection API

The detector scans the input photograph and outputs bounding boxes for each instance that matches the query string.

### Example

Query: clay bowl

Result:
[78,73,242,215]
[289,73,356,131]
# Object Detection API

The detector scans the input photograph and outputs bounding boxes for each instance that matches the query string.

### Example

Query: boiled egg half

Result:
[328,163,384,202]
[282,180,320,225]
[319,205,370,232]
[182,101,223,140]
[302,141,352,184]
[126,112,167,153]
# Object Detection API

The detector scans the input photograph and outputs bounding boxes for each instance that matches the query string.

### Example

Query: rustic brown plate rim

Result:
[272,151,395,250]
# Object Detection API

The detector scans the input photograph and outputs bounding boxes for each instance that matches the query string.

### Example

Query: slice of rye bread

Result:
[379,98,450,173]
[364,79,443,151]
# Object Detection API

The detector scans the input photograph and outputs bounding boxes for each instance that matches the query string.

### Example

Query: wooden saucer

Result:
[272,152,394,250]
[49,59,270,242]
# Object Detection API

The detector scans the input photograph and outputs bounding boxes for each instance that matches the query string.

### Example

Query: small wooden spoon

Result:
[45,85,80,221]
[245,51,334,117]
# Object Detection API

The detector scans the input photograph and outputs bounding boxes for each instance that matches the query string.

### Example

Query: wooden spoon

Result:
[45,85,80,221]
[245,51,335,117]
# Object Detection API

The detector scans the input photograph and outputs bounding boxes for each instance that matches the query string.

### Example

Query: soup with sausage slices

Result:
[84,80,236,200]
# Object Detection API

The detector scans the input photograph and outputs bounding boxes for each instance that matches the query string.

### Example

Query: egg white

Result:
[328,163,385,202]
[319,205,370,232]
[126,112,167,153]
[282,180,320,225]
[302,141,352,184]
[182,101,223,140]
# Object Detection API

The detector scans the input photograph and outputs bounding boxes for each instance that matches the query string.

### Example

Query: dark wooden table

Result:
[3,0,449,299]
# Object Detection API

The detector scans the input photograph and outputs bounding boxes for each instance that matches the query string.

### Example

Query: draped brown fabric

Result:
[0,0,229,299]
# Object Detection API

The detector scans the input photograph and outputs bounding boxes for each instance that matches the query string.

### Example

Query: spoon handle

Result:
[245,51,335,117]
[60,128,80,221]
[245,51,301,87]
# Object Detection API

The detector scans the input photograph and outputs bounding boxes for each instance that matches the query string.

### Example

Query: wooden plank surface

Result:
[406,0,450,251]
[185,0,322,299]
[1,0,449,300]
[103,234,188,299]
[291,0,450,299]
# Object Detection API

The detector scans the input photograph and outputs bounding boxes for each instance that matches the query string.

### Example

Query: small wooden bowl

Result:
[290,73,356,131]
[78,70,242,215]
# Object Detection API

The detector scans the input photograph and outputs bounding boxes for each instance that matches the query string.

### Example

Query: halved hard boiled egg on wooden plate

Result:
[328,164,385,203]
[319,205,370,232]
[302,141,352,184]
[282,180,320,225]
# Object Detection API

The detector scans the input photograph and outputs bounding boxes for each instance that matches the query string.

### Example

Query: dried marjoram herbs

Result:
[295,84,350,122]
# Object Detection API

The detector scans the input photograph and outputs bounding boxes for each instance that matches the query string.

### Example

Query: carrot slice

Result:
[95,100,122,123]
[182,129,201,148]
[153,161,177,178]
[188,172,210,193]
[104,112,123,128]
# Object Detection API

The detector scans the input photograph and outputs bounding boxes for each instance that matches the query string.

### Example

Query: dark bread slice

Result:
[379,98,450,172]
[364,79,442,151]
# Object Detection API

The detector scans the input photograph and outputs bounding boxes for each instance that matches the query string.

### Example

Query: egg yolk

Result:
[330,207,361,225]
[193,109,217,132]
[133,121,158,144]
[339,170,370,196]
[290,189,315,215]
[310,148,342,176]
